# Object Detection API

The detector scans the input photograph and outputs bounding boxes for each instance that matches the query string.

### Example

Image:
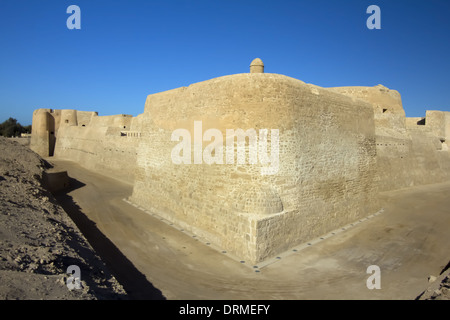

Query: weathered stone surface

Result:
[30,59,450,264]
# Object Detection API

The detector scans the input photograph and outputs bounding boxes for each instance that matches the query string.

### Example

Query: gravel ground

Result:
[0,137,126,300]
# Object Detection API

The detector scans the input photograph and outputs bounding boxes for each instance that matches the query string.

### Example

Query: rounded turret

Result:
[250,58,264,73]
[30,109,55,156]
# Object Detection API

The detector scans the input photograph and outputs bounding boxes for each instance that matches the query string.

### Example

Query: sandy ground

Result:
[0,137,126,299]
[47,158,450,300]
[1,136,449,300]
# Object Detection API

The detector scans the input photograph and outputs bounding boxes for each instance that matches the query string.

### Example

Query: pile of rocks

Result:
[418,265,450,300]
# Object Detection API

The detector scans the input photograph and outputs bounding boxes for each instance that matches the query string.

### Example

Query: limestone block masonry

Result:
[30,59,450,264]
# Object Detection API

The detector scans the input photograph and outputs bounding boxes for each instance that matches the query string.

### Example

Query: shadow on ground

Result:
[53,176,166,300]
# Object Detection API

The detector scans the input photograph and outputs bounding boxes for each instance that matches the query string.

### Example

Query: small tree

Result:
[23,125,32,134]
[0,118,31,137]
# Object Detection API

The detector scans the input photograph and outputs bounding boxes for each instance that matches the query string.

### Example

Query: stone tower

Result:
[30,109,56,157]
[250,58,264,73]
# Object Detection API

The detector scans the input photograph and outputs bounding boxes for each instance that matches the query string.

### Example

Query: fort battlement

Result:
[30,59,450,263]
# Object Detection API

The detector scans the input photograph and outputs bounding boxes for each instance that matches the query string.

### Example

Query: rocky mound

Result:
[0,137,126,299]
[417,262,450,300]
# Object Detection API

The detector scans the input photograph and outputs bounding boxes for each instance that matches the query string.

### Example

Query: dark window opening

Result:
[82,124,85,127]
[65,119,69,123]
[382,109,387,113]
[417,118,426,125]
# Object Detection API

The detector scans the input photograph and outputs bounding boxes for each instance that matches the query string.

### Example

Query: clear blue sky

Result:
[1,0,449,125]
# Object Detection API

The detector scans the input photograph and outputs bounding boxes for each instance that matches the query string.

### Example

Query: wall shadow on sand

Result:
[53,176,166,300]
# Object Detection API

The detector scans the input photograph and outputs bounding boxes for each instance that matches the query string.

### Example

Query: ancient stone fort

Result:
[30,59,450,264]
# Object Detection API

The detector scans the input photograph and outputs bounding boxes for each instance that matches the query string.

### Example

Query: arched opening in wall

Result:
[417,118,426,125]
[82,125,86,127]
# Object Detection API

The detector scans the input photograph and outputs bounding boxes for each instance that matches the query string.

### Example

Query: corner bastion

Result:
[30,59,450,264]
[130,72,380,263]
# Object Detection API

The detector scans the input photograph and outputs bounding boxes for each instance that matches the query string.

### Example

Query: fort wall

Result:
[29,62,450,263]
[53,125,139,184]
[31,110,141,184]
[329,86,450,192]
[129,73,380,262]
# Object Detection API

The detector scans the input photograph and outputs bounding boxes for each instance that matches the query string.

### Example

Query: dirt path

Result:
[49,158,450,300]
